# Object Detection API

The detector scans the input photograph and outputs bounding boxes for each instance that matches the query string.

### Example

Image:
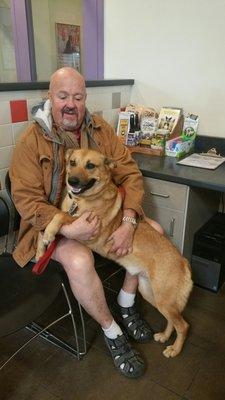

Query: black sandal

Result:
[104,333,145,378]
[114,304,154,343]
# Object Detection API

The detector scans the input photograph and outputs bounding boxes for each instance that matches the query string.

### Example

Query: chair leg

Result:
[0,282,87,371]
[61,282,87,358]
[27,283,87,359]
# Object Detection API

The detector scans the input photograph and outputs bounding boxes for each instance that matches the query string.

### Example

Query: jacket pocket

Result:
[39,154,53,197]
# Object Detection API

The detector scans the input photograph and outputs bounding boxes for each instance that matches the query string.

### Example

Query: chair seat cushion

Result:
[0,253,63,337]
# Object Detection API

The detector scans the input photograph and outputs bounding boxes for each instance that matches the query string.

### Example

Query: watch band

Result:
[122,216,137,227]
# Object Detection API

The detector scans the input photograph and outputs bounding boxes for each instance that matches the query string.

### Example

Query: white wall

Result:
[104,0,225,137]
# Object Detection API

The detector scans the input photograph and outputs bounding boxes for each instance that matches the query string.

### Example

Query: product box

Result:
[158,107,182,136]
[182,113,199,137]
[117,112,135,144]
[165,135,195,158]
[165,112,198,158]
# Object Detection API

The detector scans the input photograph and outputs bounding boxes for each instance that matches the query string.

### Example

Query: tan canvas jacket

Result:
[9,107,144,267]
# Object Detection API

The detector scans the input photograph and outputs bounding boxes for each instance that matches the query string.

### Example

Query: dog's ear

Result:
[65,149,74,162]
[104,157,117,170]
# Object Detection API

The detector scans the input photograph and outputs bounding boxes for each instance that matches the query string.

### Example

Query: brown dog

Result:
[36,148,193,358]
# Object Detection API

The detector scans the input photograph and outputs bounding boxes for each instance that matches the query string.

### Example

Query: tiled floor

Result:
[0,256,225,400]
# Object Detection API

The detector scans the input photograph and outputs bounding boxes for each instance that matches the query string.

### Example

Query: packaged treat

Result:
[140,110,158,147]
[117,112,134,144]
[150,129,168,151]
[182,114,199,140]
[158,107,182,135]
[126,114,136,146]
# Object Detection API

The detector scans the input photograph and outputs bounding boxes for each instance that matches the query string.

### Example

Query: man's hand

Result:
[60,211,100,241]
[107,221,135,257]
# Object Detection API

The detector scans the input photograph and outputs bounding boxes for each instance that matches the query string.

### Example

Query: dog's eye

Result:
[86,162,95,170]
[70,160,76,166]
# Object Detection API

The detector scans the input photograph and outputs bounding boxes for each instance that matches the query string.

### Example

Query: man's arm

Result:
[9,135,60,231]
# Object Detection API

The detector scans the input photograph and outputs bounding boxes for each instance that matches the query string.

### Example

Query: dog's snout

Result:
[68,176,80,186]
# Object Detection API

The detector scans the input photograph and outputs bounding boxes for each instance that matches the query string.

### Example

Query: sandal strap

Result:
[116,304,153,342]
[104,333,145,378]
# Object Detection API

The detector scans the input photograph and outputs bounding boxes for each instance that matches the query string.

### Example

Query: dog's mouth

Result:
[68,177,97,195]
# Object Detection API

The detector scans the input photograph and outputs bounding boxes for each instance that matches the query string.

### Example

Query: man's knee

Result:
[53,239,95,275]
[71,249,94,271]
[63,247,95,278]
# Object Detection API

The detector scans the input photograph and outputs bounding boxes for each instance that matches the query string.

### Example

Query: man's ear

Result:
[65,149,74,161]
[104,157,117,170]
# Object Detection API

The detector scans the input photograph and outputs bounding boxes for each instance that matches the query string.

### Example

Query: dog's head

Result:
[65,148,117,198]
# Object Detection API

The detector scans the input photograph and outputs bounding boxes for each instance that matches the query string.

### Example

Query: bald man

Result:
[10,67,160,378]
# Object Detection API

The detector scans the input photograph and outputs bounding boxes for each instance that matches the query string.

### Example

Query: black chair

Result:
[0,180,87,370]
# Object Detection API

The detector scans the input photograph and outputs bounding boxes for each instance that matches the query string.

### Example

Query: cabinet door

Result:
[143,177,188,211]
[142,202,185,252]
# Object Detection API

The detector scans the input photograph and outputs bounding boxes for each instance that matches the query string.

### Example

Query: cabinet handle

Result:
[150,191,170,199]
[169,217,175,237]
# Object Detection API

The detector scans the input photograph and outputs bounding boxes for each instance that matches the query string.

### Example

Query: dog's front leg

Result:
[35,231,46,261]
[43,212,74,246]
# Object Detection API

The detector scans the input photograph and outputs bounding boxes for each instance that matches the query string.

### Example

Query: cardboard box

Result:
[165,135,195,158]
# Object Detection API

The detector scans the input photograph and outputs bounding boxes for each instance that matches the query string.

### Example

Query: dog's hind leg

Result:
[155,304,189,358]
[137,273,187,355]
[154,320,174,344]
[138,273,156,307]
[138,274,175,345]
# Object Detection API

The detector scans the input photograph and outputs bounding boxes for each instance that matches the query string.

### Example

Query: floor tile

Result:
[188,284,225,317]
[135,339,207,396]
[0,365,60,400]
[185,301,225,351]
[10,343,182,400]
[185,350,225,400]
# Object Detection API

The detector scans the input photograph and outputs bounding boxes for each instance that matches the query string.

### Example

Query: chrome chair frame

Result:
[0,193,87,371]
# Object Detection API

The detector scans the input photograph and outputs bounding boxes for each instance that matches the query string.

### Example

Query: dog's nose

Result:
[68,176,80,186]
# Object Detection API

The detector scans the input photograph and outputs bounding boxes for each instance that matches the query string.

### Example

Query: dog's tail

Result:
[176,258,193,312]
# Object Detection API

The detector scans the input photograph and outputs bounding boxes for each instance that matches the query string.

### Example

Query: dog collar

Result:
[68,201,78,216]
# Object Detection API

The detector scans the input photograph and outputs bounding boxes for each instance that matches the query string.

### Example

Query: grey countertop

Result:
[132,152,225,193]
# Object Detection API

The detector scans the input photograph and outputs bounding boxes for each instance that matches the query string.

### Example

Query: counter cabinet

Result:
[142,176,220,261]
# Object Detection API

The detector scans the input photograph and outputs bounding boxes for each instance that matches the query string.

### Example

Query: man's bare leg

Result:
[52,237,145,378]
[52,237,113,329]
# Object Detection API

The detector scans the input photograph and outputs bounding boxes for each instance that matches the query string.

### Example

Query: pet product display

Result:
[157,107,182,135]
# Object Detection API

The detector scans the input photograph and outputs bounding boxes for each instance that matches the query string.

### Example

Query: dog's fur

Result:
[36,148,193,358]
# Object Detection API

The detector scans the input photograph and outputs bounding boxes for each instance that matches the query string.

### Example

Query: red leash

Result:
[32,186,125,275]
[32,236,62,275]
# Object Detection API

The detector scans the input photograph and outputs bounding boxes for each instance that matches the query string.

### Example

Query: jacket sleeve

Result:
[9,131,61,231]
[103,124,144,217]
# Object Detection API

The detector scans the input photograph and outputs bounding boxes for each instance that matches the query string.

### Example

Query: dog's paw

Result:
[43,232,55,246]
[35,248,45,261]
[163,345,179,358]
[154,332,168,343]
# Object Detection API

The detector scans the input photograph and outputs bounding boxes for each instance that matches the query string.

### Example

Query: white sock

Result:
[117,288,135,308]
[102,319,123,339]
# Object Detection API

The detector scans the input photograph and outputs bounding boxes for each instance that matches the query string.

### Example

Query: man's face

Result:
[49,73,86,131]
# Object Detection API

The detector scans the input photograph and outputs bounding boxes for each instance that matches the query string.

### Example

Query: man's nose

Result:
[67,97,76,107]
